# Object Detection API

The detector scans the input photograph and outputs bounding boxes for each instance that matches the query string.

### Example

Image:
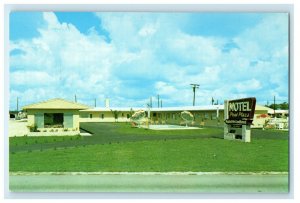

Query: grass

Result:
[9,122,289,172]
[9,123,223,152]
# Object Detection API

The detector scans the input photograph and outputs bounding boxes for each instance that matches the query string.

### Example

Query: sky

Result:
[9,12,289,109]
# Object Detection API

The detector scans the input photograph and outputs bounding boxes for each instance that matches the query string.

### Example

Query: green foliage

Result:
[28,125,38,132]
[266,102,289,110]
[111,110,120,121]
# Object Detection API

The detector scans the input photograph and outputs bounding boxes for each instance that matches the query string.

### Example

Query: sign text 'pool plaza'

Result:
[226,97,256,125]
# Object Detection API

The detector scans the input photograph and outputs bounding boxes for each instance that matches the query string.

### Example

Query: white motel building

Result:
[21,98,275,134]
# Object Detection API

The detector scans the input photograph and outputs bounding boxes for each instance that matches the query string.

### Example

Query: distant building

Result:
[79,103,273,128]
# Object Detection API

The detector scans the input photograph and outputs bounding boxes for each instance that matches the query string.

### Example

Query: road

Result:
[8,173,289,194]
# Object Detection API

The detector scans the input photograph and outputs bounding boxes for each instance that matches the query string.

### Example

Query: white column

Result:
[242,125,251,142]
[223,100,233,140]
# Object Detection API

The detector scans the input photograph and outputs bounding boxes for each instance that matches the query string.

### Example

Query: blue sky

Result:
[9,12,289,109]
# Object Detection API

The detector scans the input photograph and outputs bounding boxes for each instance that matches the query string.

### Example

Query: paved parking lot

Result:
[9,119,29,137]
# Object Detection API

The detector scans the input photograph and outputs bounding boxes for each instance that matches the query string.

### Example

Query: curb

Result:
[9,171,289,176]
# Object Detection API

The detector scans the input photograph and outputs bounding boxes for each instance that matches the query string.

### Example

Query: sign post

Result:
[224,97,256,142]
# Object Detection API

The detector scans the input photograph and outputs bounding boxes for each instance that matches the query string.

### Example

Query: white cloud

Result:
[236,79,262,92]
[155,81,177,95]
[9,12,289,108]
[10,71,57,86]
[138,23,157,37]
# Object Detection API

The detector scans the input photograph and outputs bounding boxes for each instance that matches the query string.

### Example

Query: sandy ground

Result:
[8,119,29,137]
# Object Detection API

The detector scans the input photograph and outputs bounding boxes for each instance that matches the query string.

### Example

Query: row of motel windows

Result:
[153,112,220,120]
[80,112,221,120]
[80,113,131,119]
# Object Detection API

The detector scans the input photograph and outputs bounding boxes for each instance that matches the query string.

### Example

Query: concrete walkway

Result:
[9,173,289,193]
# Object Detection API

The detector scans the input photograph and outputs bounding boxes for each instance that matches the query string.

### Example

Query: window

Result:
[44,113,63,128]
[101,114,104,119]
[80,113,89,118]
[212,113,217,120]
[35,113,44,128]
[64,113,73,128]
[204,113,209,119]
[89,114,93,118]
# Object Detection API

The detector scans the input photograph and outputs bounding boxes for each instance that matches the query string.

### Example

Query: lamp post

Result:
[190,84,200,106]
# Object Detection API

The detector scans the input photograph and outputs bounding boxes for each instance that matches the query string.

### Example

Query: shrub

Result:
[28,125,37,132]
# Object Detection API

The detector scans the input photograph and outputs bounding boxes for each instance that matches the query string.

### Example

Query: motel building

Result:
[80,102,272,129]
[21,98,274,135]
[22,98,90,135]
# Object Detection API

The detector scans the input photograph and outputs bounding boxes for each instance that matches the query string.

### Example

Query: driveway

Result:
[8,119,29,137]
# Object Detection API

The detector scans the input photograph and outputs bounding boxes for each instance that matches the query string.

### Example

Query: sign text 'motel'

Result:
[225,97,256,125]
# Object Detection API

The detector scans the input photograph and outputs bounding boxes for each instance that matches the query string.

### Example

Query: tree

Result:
[110,110,119,122]
[265,102,289,110]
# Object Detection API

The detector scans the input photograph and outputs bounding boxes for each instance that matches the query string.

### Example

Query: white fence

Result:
[266,117,288,129]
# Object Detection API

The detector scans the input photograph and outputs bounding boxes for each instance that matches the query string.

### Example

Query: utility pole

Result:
[274,96,276,118]
[160,100,162,108]
[190,84,200,106]
[16,97,18,111]
[150,97,152,108]
[157,94,160,108]
[75,95,77,103]
[94,98,97,107]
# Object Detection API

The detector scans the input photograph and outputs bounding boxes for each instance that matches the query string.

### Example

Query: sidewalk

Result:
[8,173,289,193]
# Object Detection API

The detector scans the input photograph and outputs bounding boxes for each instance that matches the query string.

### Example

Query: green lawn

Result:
[9,123,289,172]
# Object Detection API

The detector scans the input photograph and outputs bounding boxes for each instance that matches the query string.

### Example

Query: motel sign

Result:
[224,97,256,142]
[225,97,256,125]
